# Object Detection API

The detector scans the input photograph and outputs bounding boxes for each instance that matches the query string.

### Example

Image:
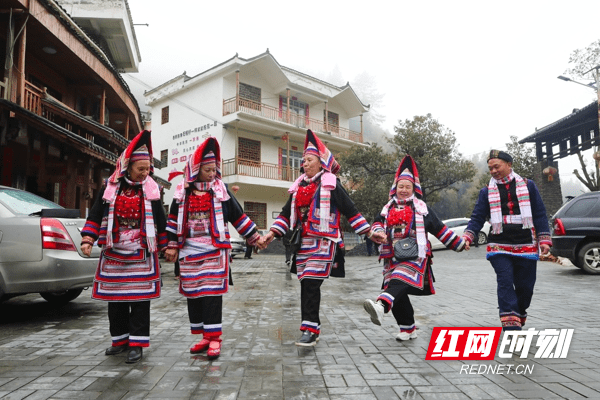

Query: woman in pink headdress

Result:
[164,137,260,360]
[260,130,385,347]
[363,155,467,341]
[81,130,167,364]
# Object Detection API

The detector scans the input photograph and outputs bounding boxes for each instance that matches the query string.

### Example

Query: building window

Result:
[244,201,267,230]
[161,106,169,125]
[324,110,339,127]
[239,83,261,103]
[324,110,339,133]
[281,149,303,169]
[238,137,261,162]
[160,149,168,168]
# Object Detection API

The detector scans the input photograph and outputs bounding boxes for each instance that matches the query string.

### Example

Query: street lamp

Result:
[557,75,597,89]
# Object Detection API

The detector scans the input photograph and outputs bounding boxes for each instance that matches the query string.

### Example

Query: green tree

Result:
[506,135,536,179]
[564,40,600,191]
[337,143,396,222]
[564,39,600,82]
[338,114,476,222]
[389,114,476,203]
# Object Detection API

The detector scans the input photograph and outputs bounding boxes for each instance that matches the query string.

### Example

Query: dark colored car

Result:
[551,191,600,274]
[0,186,100,303]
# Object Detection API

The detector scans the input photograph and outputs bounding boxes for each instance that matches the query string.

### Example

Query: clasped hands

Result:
[256,231,275,250]
[368,230,387,244]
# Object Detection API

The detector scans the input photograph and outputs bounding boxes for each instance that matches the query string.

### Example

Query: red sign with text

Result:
[426,327,503,360]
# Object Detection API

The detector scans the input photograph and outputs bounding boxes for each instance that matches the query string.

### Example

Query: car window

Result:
[563,197,599,218]
[0,189,62,215]
[445,220,467,228]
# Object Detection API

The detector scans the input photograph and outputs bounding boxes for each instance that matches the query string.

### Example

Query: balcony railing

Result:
[24,81,43,115]
[223,97,363,143]
[222,158,301,182]
[0,78,8,100]
[18,79,128,152]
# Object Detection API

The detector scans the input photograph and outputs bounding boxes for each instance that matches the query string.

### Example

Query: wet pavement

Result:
[1,246,599,399]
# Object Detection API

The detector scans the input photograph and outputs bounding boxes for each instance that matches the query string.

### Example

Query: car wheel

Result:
[577,242,600,274]
[40,289,84,304]
[477,232,488,245]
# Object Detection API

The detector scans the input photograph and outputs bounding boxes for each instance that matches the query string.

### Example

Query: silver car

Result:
[0,186,100,303]
[230,237,246,258]
[428,218,491,250]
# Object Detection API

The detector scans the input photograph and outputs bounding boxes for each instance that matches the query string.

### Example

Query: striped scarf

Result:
[174,179,230,241]
[488,170,533,234]
[381,195,428,260]
[103,176,159,253]
[289,171,335,232]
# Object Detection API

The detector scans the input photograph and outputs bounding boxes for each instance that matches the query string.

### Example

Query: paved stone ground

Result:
[1,247,599,399]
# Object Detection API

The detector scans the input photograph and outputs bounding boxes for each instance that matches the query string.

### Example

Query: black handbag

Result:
[289,227,302,254]
[393,237,418,262]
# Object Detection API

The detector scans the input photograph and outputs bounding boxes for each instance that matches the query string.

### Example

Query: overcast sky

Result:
[124,0,600,194]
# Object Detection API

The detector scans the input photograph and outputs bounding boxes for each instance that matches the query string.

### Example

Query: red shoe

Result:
[190,338,210,354]
[207,341,221,360]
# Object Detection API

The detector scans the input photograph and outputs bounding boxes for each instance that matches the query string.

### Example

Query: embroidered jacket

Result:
[166,186,260,249]
[371,204,464,291]
[465,179,552,260]
[270,177,370,239]
[81,182,168,250]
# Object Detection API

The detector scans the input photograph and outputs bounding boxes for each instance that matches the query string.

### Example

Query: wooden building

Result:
[520,101,599,215]
[0,0,168,217]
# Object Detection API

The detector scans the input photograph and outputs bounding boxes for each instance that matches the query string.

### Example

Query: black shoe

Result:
[244,256,252,259]
[295,331,318,347]
[125,347,143,363]
[105,345,128,355]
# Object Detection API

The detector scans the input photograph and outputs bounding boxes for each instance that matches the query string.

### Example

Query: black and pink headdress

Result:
[107,130,154,184]
[389,155,422,199]
[303,129,340,175]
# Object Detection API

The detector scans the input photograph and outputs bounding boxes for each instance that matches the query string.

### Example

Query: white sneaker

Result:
[363,299,385,326]
[396,330,418,341]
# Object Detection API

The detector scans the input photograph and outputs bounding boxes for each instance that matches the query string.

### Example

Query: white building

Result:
[145,51,369,235]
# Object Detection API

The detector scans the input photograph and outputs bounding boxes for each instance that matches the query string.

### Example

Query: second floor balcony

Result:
[223,97,363,143]
[222,157,301,183]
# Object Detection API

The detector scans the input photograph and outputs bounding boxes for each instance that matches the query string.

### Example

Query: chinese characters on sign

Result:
[426,327,574,360]
[170,122,218,165]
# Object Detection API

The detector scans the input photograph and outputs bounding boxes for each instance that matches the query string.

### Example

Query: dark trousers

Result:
[284,244,292,263]
[300,278,323,333]
[380,280,425,329]
[489,255,537,330]
[187,296,223,339]
[108,301,150,347]
[244,245,254,258]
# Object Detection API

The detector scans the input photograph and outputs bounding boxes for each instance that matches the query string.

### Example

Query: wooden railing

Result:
[24,81,43,115]
[223,97,363,143]
[18,79,127,152]
[0,78,8,100]
[222,158,301,182]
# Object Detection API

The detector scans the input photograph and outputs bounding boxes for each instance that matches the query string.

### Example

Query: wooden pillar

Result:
[360,114,363,136]
[234,125,239,175]
[66,155,77,209]
[286,132,290,181]
[82,158,93,217]
[235,70,240,112]
[37,137,48,194]
[325,101,329,132]
[286,88,291,124]
[16,21,26,107]
[99,88,106,125]
[125,115,130,139]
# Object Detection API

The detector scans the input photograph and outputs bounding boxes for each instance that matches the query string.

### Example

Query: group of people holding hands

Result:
[80,128,551,364]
